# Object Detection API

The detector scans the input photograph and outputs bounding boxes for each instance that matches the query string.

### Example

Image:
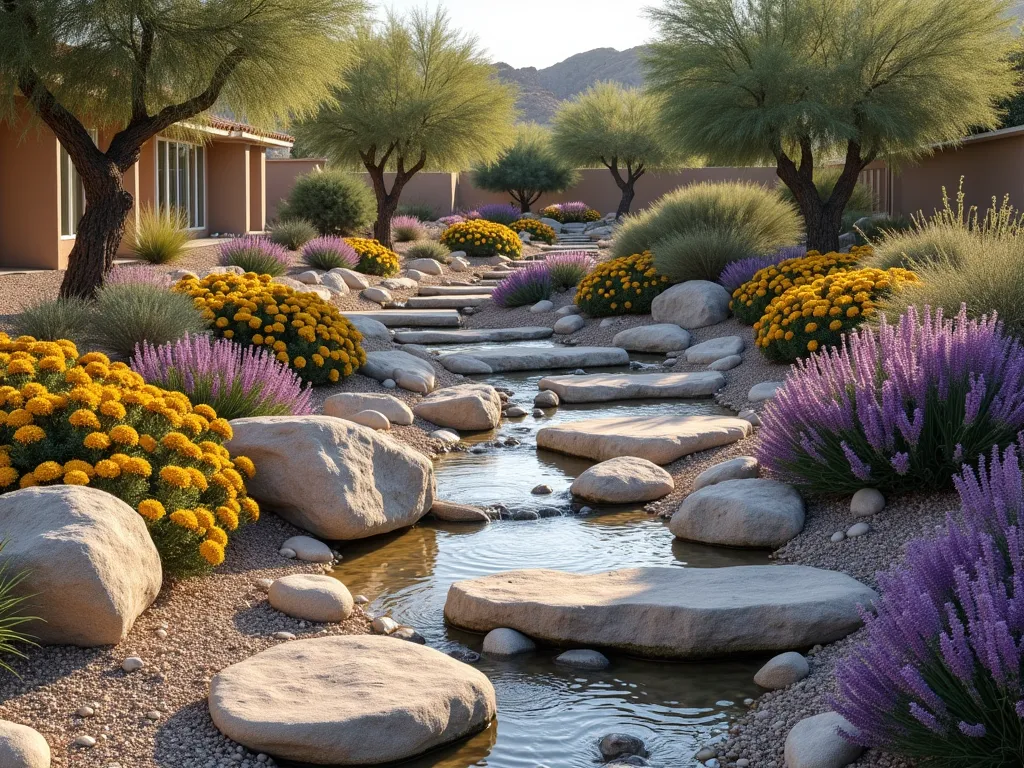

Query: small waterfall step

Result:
[405,295,492,309]
[417,285,495,296]
[344,309,462,328]
[394,327,554,344]
[437,345,629,374]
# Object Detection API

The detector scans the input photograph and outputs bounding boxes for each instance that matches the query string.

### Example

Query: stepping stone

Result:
[570,456,674,503]
[269,574,354,623]
[530,300,554,313]
[538,372,724,403]
[708,354,742,371]
[537,414,751,464]
[360,351,436,393]
[344,315,390,343]
[437,346,629,374]
[444,566,877,659]
[553,315,585,334]
[612,324,691,353]
[209,636,496,765]
[413,384,502,431]
[652,281,731,329]
[693,456,760,490]
[344,309,461,328]
[393,327,553,344]
[404,295,491,309]
[670,478,805,548]
[482,271,516,280]
[685,336,746,364]
[748,381,784,402]
[323,392,414,426]
[430,500,491,523]
[784,712,864,768]
[417,285,495,296]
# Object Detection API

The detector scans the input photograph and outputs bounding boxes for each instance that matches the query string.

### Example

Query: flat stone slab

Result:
[417,285,495,296]
[360,351,436,392]
[538,372,724,403]
[394,327,554,345]
[685,336,745,364]
[345,310,461,328]
[445,566,877,659]
[209,636,496,765]
[536,414,752,464]
[438,346,628,374]
[405,295,492,309]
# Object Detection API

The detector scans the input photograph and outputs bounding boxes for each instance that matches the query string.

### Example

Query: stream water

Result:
[329,340,770,768]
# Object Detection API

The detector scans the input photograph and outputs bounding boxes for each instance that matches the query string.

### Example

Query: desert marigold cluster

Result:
[343,237,401,276]
[509,218,557,244]
[754,267,919,362]
[440,219,523,259]
[175,272,366,386]
[731,245,870,324]
[0,335,258,575]
[575,251,672,317]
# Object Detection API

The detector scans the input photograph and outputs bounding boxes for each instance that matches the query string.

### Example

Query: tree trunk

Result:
[516,194,531,214]
[616,182,636,219]
[372,194,401,248]
[607,160,643,219]
[800,198,846,254]
[60,161,134,299]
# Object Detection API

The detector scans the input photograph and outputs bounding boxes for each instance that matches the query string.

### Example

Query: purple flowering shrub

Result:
[758,305,1024,494]
[545,251,595,291]
[832,439,1024,766]
[491,264,553,308]
[717,246,806,293]
[541,201,601,223]
[105,265,173,288]
[476,203,522,226]
[391,215,427,242]
[437,214,465,227]
[131,333,312,420]
[219,236,290,277]
[300,236,359,271]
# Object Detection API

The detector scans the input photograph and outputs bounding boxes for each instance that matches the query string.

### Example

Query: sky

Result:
[376,1,665,69]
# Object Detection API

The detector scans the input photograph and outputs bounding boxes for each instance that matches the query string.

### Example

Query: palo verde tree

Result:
[472,123,577,213]
[645,0,1017,252]
[551,82,678,218]
[294,8,518,248]
[0,0,367,298]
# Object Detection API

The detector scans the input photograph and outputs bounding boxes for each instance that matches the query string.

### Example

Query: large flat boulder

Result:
[227,416,434,540]
[612,324,691,353]
[360,351,436,393]
[444,566,876,659]
[413,384,502,431]
[344,315,390,344]
[537,414,751,464]
[344,310,461,328]
[209,636,495,765]
[669,478,805,548]
[651,281,731,329]
[538,372,724,403]
[685,336,745,364]
[394,327,553,344]
[404,295,491,309]
[417,285,494,296]
[438,346,628,374]
[323,392,414,426]
[570,457,674,503]
[0,486,162,646]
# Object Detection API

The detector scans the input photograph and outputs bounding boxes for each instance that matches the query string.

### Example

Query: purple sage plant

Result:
[832,437,1024,765]
[718,246,807,293]
[219,236,290,277]
[492,264,553,308]
[105,265,173,288]
[476,203,521,226]
[545,251,595,291]
[131,333,312,420]
[758,304,1024,494]
[300,236,359,271]
[438,214,465,227]
[391,215,427,242]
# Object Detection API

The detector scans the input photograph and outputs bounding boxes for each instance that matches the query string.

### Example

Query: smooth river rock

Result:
[537,414,752,465]
[685,336,745,364]
[754,651,810,690]
[0,720,50,768]
[344,309,462,328]
[343,314,390,344]
[413,384,502,431]
[361,350,436,393]
[651,281,731,329]
[269,574,354,623]
[280,535,334,563]
[693,456,760,490]
[538,372,724,403]
[323,392,414,426]
[784,712,864,768]
[748,381,784,402]
[553,315,585,334]
[482,627,536,656]
[554,649,610,670]
[670,479,805,548]
[570,457,674,503]
[393,327,553,344]
[405,295,491,309]
[0,486,161,646]
[228,416,434,540]
[444,566,877,659]
[429,500,491,523]
[438,346,628,374]
[612,324,691,353]
[209,636,496,765]
[416,285,495,296]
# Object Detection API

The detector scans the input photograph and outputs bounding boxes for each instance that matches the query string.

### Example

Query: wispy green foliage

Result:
[128,205,192,264]
[0,541,34,674]
[473,124,578,213]
[551,83,680,216]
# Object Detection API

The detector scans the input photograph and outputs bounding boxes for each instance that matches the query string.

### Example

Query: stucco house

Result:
[0,108,293,270]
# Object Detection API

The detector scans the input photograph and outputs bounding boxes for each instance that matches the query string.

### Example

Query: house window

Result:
[156,139,206,229]
[59,130,98,238]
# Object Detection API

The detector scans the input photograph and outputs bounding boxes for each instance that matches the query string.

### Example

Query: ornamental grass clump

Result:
[127,205,192,264]
[344,238,401,276]
[268,219,318,251]
[176,272,367,385]
[575,251,672,316]
[300,237,359,271]
[0,335,259,577]
[475,203,521,226]
[731,246,868,325]
[755,267,918,363]
[405,240,452,264]
[491,264,553,308]
[718,246,806,293]
[546,251,595,291]
[440,220,523,259]
[510,218,557,245]
[758,305,1024,495]
[92,283,207,361]
[131,334,313,421]
[12,298,92,347]
[542,202,601,223]
[833,439,1024,766]
[391,215,427,242]
[219,237,291,277]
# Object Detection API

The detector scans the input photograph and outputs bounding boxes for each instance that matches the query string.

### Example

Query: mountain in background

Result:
[495,47,646,124]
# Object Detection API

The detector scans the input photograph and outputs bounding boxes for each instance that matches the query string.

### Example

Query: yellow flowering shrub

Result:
[509,218,557,245]
[755,267,919,362]
[541,204,602,224]
[731,245,871,325]
[176,272,367,386]
[440,220,523,259]
[0,335,259,576]
[575,251,673,317]
[344,238,401,277]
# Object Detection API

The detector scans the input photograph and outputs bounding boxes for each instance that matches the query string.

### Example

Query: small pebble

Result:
[146,710,161,721]
[532,408,544,417]
[272,631,296,641]
[830,531,845,543]
[847,522,871,537]
[851,487,886,516]
[154,628,168,640]
[382,378,397,389]
[75,735,97,748]
[121,657,144,673]
[278,547,297,559]
[255,578,273,592]
[354,595,369,605]
[76,705,95,717]
[531,484,553,495]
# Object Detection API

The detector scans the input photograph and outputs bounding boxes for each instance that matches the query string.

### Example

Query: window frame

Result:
[58,129,98,239]
[155,138,207,231]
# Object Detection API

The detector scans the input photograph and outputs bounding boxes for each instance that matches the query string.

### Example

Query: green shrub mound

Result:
[404,240,452,264]
[268,218,318,250]
[92,283,207,360]
[279,170,375,236]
